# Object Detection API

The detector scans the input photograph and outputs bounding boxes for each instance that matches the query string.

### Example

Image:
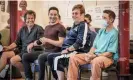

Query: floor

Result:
[0,71,126,80]
[0,68,133,80]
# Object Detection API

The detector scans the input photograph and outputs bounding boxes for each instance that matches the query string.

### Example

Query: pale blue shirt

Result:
[93,27,118,61]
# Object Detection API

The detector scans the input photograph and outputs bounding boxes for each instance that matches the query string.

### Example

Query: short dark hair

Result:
[103,10,116,22]
[85,14,92,22]
[48,7,59,15]
[24,10,36,22]
[72,4,85,14]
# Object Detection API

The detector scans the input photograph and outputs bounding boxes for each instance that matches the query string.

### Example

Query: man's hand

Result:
[39,37,48,44]
[85,53,97,62]
[27,43,34,53]
[61,49,68,54]
[3,46,11,51]
[33,41,38,46]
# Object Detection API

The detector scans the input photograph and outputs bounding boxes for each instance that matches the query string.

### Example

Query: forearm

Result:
[88,47,96,54]
[8,42,17,50]
[46,38,64,47]
[67,45,75,51]
[98,52,113,58]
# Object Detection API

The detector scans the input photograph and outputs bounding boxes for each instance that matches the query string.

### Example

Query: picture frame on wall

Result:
[0,1,5,12]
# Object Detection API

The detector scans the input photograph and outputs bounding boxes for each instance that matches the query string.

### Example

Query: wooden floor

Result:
[1,71,133,80]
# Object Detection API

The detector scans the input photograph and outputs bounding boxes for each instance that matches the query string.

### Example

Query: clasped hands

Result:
[85,53,97,62]
[3,46,11,51]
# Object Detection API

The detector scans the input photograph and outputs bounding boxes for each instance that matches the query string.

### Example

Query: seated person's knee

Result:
[91,58,101,65]
[10,57,17,65]
[1,52,8,58]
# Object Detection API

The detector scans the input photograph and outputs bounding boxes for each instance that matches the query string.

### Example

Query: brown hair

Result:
[48,6,59,15]
[24,10,36,22]
[85,14,92,22]
[72,4,85,14]
[103,10,116,23]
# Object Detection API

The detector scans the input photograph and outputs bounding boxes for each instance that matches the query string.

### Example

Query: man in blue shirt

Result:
[67,10,118,80]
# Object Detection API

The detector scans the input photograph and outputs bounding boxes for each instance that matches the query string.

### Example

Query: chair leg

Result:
[48,67,51,80]
[45,65,49,80]
[10,64,12,80]
[101,69,102,80]
[78,66,81,80]
[33,64,36,80]
[115,70,119,80]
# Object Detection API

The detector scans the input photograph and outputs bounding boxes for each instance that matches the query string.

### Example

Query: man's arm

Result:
[88,47,96,54]
[4,42,17,51]
[97,52,113,58]
[69,22,88,51]
[40,37,65,47]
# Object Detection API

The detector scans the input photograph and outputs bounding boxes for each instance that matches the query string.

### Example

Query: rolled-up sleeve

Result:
[14,28,22,46]
[37,26,44,40]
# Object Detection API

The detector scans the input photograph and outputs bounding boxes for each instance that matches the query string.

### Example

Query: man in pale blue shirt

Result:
[67,10,118,80]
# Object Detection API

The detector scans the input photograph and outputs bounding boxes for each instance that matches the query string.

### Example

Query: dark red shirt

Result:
[44,23,66,52]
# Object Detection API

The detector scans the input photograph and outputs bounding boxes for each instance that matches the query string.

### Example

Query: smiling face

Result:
[48,10,58,24]
[72,9,84,23]
[25,14,35,27]
[19,1,27,10]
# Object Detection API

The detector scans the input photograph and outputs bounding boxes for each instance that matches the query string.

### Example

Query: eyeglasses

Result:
[72,12,79,15]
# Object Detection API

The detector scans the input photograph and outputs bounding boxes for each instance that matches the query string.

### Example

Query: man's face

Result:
[72,9,83,23]
[25,14,35,27]
[102,13,113,25]
[48,10,58,23]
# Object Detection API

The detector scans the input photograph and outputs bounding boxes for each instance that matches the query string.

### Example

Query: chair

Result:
[32,60,51,80]
[78,64,91,80]
[10,63,12,80]
[78,63,119,80]
[9,63,22,80]
[101,63,119,80]
[9,48,22,80]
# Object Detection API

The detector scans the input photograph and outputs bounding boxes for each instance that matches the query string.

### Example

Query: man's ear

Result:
[110,18,114,23]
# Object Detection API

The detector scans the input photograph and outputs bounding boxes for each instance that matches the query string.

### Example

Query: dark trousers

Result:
[22,51,43,79]
[47,52,65,73]
[38,52,59,80]
[22,51,59,80]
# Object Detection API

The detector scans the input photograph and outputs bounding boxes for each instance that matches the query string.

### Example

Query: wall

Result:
[0,1,9,30]
[0,1,131,39]
[22,1,133,40]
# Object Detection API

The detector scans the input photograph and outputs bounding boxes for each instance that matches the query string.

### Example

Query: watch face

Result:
[0,45,3,52]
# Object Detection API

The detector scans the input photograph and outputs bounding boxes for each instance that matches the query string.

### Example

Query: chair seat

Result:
[80,64,91,70]
[31,60,39,72]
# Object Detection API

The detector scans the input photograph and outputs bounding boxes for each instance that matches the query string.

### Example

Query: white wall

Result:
[0,1,9,30]
[22,1,133,39]
[0,1,132,39]
[22,1,119,28]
